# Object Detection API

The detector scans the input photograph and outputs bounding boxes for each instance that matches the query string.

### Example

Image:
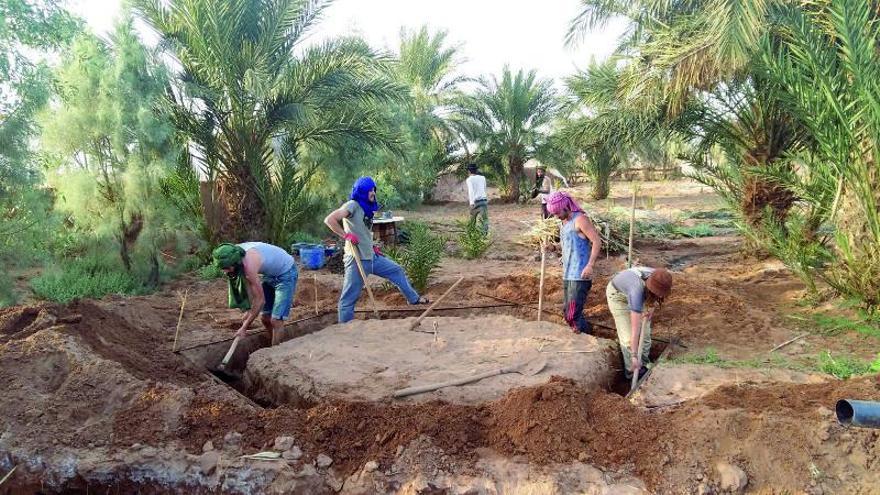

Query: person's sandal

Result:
[414,297,430,305]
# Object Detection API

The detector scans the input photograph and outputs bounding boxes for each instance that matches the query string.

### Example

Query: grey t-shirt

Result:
[342,200,374,260]
[610,267,655,313]
[237,242,295,277]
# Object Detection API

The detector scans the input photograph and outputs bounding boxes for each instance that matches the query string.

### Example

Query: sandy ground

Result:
[2,179,880,494]
[244,315,617,405]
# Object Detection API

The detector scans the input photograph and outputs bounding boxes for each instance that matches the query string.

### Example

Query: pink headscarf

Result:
[546,191,582,216]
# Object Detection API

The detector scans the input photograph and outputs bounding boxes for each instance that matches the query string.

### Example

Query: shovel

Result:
[211,335,241,381]
[392,356,548,398]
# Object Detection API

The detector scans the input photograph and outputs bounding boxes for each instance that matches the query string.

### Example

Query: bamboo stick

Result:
[627,185,637,268]
[408,276,465,331]
[172,289,188,352]
[537,241,546,322]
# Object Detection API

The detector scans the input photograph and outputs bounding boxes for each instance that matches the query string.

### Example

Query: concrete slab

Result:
[243,315,618,406]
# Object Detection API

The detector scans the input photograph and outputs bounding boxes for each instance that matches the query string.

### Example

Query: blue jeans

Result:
[338,255,420,323]
[563,279,593,334]
[260,267,298,320]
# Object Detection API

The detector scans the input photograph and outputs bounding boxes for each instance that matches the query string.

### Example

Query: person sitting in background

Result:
[465,162,489,234]
[606,266,672,379]
[546,191,602,335]
[324,176,429,323]
[212,241,298,346]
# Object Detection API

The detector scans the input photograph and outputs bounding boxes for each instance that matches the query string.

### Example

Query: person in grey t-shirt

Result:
[606,266,673,379]
[324,176,429,323]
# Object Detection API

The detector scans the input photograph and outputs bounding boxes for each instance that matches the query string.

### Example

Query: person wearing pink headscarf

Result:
[546,191,602,334]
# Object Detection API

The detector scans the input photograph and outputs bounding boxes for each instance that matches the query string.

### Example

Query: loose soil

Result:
[3,180,880,494]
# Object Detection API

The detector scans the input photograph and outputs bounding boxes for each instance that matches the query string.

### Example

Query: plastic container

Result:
[300,246,325,270]
[290,242,311,256]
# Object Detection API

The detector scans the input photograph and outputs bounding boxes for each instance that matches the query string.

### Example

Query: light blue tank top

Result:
[561,212,592,281]
[237,242,295,277]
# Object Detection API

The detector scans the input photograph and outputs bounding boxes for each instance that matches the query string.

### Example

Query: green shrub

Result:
[0,274,17,308]
[385,222,445,293]
[456,219,492,259]
[196,263,224,280]
[31,256,148,304]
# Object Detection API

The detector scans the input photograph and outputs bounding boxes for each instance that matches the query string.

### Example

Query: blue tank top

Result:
[237,242,295,277]
[561,212,592,281]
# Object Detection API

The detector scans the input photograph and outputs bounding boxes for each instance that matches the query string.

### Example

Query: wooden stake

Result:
[627,184,638,268]
[537,241,546,322]
[0,465,17,488]
[313,273,319,315]
[408,276,465,331]
[770,332,808,352]
[172,289,188,352]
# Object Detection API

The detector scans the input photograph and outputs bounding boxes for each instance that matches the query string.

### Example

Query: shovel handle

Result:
[630,319,649,391]
[221,336,241,367]
[393,367,503,398]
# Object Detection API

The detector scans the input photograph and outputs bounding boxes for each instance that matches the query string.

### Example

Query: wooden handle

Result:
[343,218,379,318]
[630,319,648,391]
[393,367,503,398]
[408,276,464,331]
[221,336,241,366]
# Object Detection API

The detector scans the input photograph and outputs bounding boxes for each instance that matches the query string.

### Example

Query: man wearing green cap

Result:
[212,242,298,346]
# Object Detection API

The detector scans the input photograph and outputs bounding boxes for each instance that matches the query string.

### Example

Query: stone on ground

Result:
[243,315,617,406]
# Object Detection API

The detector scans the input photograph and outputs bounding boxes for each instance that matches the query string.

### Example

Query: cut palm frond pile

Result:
[520,217,561,249]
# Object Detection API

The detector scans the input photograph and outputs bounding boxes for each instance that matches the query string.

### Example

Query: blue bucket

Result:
[300,246,325,270]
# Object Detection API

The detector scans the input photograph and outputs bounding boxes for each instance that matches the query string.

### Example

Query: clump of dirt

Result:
[485,376,660,468]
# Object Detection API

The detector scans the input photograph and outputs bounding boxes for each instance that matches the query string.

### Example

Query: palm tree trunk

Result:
[592,173,610,200]
[220,161,267,241]
[506,155,524,203]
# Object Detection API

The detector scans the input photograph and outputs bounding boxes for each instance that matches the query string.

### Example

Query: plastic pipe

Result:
[836,399,880,428]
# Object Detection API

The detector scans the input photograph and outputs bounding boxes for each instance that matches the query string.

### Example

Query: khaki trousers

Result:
[606,282,652,374]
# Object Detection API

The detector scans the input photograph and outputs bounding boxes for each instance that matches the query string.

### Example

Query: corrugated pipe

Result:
[836,399,880,428]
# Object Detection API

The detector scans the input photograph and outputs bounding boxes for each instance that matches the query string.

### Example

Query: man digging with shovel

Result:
[324,176,429,323]
[545,191,602,334]
[606,266,672,380]
[212,242,299,347]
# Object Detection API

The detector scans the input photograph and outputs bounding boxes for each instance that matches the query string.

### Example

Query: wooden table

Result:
[372,216,404,246]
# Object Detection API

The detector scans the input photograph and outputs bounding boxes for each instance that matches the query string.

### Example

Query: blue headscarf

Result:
[350,176,379,219]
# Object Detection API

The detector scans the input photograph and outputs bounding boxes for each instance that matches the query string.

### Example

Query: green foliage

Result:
[133,0,405,243]
[450,67,557,202]
[455,219,492,259]
[817,352,880,380]
[40,17,179,280]
[795,312,880,339]
[31,254,149,304]
[385,222,445,293]
[196,263,224,280]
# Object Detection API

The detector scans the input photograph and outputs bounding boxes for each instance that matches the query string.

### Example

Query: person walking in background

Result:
[324,176,429,323]
[546,191,602,335]
[532,165,554,219]
[212,241,299,346]
[465,162,489,234]
[606,266,673,380]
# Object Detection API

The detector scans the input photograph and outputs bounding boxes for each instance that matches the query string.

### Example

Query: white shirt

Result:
[538,175,554,204]
[466,175,488,206]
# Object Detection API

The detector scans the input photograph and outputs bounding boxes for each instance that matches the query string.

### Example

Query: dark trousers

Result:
[563,279,593,334]
[541,203,551,219]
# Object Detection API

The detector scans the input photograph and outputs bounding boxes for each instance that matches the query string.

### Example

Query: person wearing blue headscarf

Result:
[325,176,429,322]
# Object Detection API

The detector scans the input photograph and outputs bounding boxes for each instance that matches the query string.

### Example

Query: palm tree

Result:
[452,67,557,202]
[761,0,880,308]
[557,61,666,200]
[132,0,404,242]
